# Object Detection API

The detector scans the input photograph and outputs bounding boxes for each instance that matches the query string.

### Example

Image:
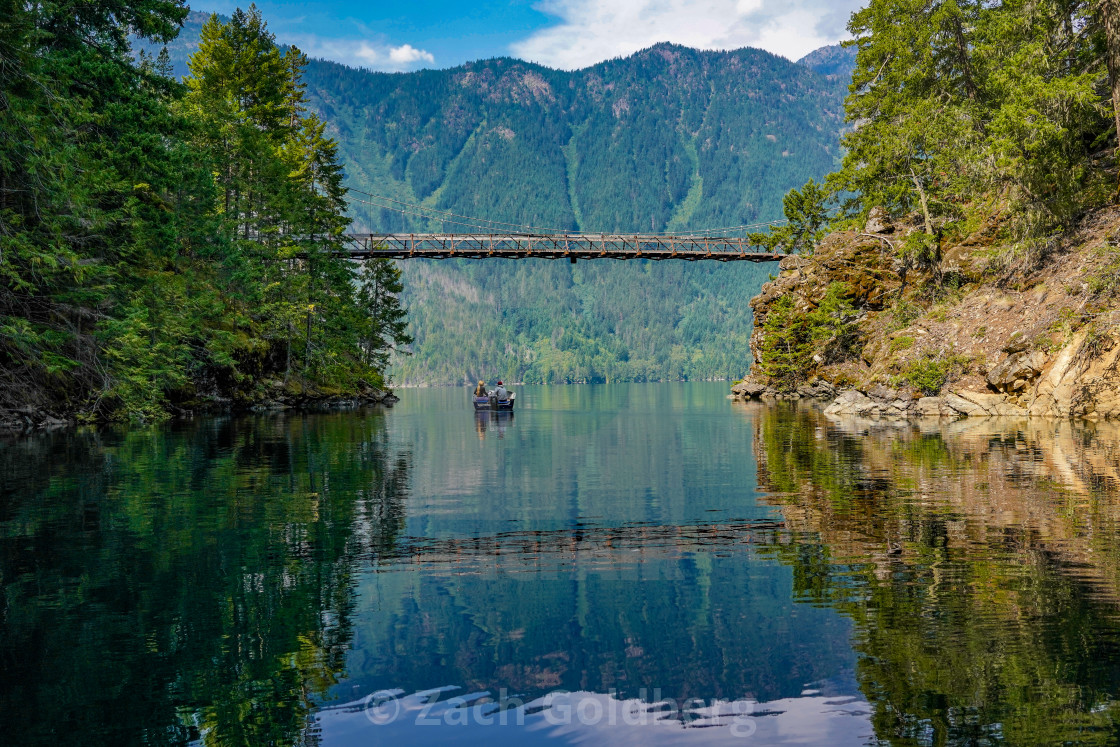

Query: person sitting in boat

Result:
[495,381,508,401]
[474,380,488,398]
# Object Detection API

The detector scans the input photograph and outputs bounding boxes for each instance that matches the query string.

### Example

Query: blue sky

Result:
[198,0,864,72]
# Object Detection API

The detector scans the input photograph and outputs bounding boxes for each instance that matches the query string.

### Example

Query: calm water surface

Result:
[3,383,1120,745]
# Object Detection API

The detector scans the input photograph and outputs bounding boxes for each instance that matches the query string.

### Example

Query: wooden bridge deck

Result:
[342,233,785,262]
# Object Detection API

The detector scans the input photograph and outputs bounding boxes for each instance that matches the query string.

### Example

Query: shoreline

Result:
[0,389,400,437]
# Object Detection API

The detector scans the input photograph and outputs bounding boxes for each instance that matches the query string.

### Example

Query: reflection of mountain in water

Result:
[339,524,858,707]
[747,403,1120,745]
[331,386,863,710]
[0,413,411,746]
[12,388,1120,745]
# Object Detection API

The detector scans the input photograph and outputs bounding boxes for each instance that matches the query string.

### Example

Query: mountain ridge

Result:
[142,13,854,385]
[147,12,849,78]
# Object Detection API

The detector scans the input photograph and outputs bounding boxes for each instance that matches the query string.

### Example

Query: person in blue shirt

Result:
[495,381,508,401]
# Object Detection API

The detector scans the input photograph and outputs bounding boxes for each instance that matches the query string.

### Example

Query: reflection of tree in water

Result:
[0,413,411,746]
[752,407,1120,745]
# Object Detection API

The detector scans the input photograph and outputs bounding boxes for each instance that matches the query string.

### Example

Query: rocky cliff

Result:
[733,206,1120,420]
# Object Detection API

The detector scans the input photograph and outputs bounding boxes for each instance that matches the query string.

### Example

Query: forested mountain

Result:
[147,12,853,385]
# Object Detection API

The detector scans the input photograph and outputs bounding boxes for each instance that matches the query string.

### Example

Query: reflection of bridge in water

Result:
[370,518,789,571]
[342,233,786,262]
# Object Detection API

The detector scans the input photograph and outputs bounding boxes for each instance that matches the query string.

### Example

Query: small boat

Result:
[473,391,515,411]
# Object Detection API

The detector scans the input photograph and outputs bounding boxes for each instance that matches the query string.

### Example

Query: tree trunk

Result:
[951,15,977,100]
[1104,0,1120,197]
[911,169,934,234]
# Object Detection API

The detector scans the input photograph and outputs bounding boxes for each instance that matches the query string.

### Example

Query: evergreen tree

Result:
[756,296,814,391]
[832,0,1116,238]
[358,259,412,371]
[750,179,832,254]
[181,8,396,393]
[0,2,408,421]
[1100,0,1120,192]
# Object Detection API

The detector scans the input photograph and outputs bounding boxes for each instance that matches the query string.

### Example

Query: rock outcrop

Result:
[864,206,894,234]
[732,205,1120,421]
[986,350,1048,394]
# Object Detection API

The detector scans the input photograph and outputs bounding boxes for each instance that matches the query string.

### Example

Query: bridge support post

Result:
[569,256,576,265]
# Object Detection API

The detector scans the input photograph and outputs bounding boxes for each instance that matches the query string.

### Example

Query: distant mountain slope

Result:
[141,14,854,385]
[304,43,847,233]
[796,44,858,82]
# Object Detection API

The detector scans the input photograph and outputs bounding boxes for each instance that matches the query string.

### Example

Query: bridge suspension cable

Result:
[347,186,788,237]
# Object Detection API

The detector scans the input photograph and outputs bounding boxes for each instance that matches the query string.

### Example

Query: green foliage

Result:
[749,179,833,255]
[889,335,915,354]
[1088,244,1120,296]
[756,296,814,391]
[358,258,413,372]
[0,4,409,420]
[807,282,862,361]
[899,230,941,272]
[898,352,970,395]
[832,0,1117,243]
[755,283,862,390]
[885,299,924,332]
[901,355,951,395]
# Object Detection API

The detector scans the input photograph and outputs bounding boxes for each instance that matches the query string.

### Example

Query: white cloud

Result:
[388,44,436,66]
[511,0,865,70]
[286,34,436,72]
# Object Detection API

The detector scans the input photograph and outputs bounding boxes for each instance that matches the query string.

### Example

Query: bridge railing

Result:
[341,233,786,262]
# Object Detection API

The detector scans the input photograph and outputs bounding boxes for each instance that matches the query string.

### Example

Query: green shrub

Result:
[808,283,861,362]
[886,300,923,333]
[900,353,971,396]
[899,231,941,271]
[900,356,950,395]
[1087,246,1120,296]
[756,296,814,392]
[889,336,915,354]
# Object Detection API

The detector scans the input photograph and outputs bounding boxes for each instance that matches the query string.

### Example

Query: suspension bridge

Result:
[341,189,788,263]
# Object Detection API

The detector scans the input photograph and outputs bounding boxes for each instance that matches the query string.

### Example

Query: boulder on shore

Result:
[987,350,1048,392]
[731,376,768,399]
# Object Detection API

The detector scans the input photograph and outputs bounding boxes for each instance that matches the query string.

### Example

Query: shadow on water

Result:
[741,401,1120,746]
[0,411,411,746]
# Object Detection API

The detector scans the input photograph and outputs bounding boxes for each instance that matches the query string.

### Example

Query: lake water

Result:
[3,383,1120,745]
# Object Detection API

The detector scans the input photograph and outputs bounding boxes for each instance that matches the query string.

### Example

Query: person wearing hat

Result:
[474,380,488,398]
[495,380,508,401]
